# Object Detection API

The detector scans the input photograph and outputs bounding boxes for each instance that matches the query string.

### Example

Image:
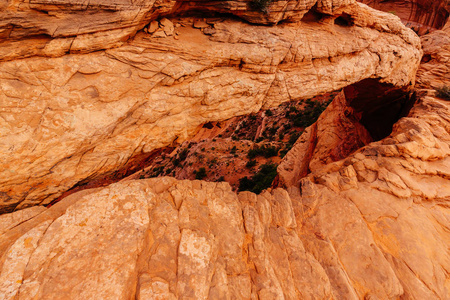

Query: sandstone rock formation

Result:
[1,25,449,297]
[361,0,449,33]
[0,0,406,60]
[1,87,449,298]
[416,21,450,89]
[278,90,373,186]
[0,3,421,212]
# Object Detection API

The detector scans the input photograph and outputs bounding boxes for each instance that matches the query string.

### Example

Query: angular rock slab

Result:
[0,6,421,211]
[0,178,332,299]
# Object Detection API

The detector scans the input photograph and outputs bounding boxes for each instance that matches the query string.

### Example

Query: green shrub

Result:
[246,159,257,168]
[288,132,300,145]
[247,145,278,159]
[250,0,272,13]
[238,163,277,194]
[195,167,207,180]
[288,99,329,128]
[435,85,450,100]
[279,148,289,158]
[151,166,165,177]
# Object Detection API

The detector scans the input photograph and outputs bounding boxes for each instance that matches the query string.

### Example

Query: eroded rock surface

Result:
[416,20,450,89]
[0,0,394,60]
[0,6,421,212]
[1,88,449,300]
[278,90,374,186]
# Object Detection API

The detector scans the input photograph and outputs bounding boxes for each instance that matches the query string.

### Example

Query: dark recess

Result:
[334,13,354,26]
[344,79,417,141]
[301,9,326,23]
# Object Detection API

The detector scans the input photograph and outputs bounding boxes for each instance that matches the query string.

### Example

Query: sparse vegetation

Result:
[246,159,257,168]
[288,132,300,145]
[239,163,277,194]
[132,93,336,191]
[289,99,330,128]
[195,167,207,180]
[247,144,278,159]
[151,166,165,177]
[435,85,450,100]
[250,0,272,13]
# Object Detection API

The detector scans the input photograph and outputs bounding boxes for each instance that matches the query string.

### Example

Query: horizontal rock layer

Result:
[0,0,358,60]
[1,88,449,298]
[0,4,421,212]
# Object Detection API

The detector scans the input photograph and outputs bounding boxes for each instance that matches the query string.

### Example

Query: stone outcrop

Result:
[0,0,396,60]
[3,0,450,297]
[416,20,450,89]
[0,4,421,212]
[1,88,449,298]
[361,0,449,32]
[277,90,374,186]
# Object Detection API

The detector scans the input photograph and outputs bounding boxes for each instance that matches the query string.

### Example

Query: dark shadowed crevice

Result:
[344,79,417,141]
[301,9,327,23]
[334,13,354,26]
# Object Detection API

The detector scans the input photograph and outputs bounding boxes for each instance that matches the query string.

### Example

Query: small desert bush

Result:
[247,144,278,159]
[250,0,272,13]
[435,85,450,100]
[238,163,277,194]
[195,167,207,180]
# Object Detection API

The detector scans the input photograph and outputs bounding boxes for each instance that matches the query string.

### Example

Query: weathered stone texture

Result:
[0,6,421,211]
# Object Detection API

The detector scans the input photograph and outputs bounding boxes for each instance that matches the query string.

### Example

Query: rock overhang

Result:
[0,1,422,211]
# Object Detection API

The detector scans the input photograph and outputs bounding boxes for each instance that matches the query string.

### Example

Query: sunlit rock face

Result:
[2,95,450,300]
[0,0,401,60]
[0,2,421,212]
[1,1,449,298]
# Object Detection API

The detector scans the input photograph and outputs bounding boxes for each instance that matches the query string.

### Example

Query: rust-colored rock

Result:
[1,90,449,300]
[0,5,421,212]
[0,0,396,61]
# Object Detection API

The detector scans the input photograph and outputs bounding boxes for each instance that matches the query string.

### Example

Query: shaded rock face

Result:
[277,78,417,187]
[361,0,449,33]
[343,79,416,140]
[0,4,421,212]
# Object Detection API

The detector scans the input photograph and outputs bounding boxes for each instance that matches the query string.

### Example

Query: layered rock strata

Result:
[0,0,401,60]
[1,88,449,298]
[0,4,421,212]
[416,21,450,89]
[1,15,449,300]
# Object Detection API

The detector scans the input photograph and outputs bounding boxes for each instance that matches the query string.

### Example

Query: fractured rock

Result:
[148,20,160,34]
[160,18,175,36]
[0,6,421,211]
